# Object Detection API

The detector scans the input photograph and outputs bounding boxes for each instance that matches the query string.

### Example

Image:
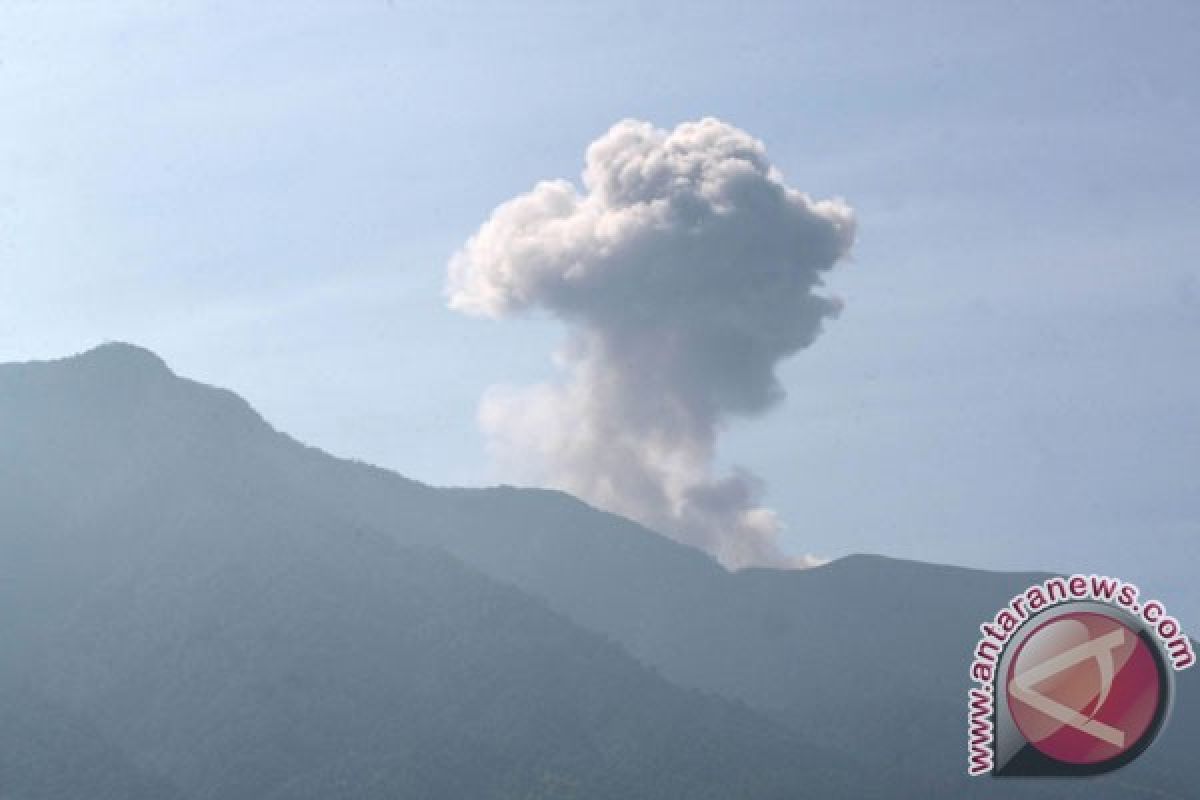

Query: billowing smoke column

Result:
[448,118,855,569]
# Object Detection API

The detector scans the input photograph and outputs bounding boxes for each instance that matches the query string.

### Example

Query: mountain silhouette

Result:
[0,343,1194,798]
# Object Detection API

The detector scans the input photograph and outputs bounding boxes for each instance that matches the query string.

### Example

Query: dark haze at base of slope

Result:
[0,677,189,800]
[1,343,1196,799]
[0,343,864,799]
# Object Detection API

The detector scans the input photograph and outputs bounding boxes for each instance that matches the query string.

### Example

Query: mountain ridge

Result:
[1,343,1194,799]
[0,343,868,799]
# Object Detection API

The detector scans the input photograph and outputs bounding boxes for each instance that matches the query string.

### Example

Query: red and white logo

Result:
[967,575,1190,777]
[1006,611,1163,766]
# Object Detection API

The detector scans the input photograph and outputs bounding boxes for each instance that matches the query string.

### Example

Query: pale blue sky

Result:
[3,2,1198,621]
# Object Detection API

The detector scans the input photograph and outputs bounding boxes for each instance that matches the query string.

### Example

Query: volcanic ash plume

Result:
[447,118,855,569]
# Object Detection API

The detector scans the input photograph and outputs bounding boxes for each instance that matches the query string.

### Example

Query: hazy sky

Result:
[3,2,1198,621]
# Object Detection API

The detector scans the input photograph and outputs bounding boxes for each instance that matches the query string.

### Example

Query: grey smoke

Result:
[448,118,855,568]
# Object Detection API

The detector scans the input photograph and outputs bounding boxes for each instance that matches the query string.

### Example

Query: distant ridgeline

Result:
[0,343,1195,799]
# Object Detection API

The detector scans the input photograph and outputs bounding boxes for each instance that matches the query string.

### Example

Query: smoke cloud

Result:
[448,118,855,569]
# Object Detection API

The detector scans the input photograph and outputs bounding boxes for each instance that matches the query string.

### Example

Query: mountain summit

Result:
[72,340,173,372]
[0,345,1194,799]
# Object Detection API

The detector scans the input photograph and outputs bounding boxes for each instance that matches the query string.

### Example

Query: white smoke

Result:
[448,118,855,569]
